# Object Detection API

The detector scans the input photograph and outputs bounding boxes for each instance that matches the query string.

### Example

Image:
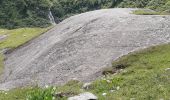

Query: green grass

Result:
[90,44,170,99]
[0,28,51,49]
[0,88,33,100]
[0,80,83,100]
[0,43,170,100]
[133,9,161,15]
[133,9,170,15]
[0,27,51,76]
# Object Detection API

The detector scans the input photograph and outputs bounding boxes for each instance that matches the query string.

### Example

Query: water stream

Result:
[48,9,56,25]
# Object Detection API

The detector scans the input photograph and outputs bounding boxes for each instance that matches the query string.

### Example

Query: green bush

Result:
[163,1,170,13]
[26,87,56,100]
[0,0,51,29]
[118,0,152,8]
[0,0,124,29]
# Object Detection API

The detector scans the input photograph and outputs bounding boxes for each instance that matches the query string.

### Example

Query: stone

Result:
[102,93,107,96]
[0,34,7,41]
[106,80,111,83]
[82,83,92,90]
[116,86,120,90]
[130,98,136,100]
[165,68,170,71]
[110,90,115,92]
[68,92,98,100]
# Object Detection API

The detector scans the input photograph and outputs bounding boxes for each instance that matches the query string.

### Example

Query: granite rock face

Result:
[1,8,170,90]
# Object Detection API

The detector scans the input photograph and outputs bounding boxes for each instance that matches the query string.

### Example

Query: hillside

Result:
[0,1,170,100]
[0,8,170,91]
[0,0,170,29]
[1,31,170,100]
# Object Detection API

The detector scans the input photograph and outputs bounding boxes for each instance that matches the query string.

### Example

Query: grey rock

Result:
[0,34,7,41]
[165,68,170,71]
[82,82,92,90]
[0,8,170,90]
[68,92,97,100]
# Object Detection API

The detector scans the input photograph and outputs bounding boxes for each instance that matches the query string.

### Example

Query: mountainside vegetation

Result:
[119,0,170,15]
[0,0,169,29]
[0,0,122,29]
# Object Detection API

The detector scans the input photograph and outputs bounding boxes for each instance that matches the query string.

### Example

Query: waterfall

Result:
[48,9,56,25]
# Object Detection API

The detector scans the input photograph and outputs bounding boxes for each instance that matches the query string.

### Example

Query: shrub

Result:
[26,86,56,100]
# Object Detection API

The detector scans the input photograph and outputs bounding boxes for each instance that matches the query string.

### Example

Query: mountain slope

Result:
[0,8,170,90]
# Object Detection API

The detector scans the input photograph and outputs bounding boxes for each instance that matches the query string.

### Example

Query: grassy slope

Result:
[0,28,50,49]
[0,44,170,100]
[91,44,170,99]
[0,27,51,74]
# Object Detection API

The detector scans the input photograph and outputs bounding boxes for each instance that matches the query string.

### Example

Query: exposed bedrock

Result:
[0,8,170,90]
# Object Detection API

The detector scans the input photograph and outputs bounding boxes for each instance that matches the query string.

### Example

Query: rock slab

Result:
[0,8,170,90]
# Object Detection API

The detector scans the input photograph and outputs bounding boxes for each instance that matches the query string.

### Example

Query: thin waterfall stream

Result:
[48,9,56,25]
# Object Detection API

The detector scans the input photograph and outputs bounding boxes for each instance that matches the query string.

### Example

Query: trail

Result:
[1,8,170,90]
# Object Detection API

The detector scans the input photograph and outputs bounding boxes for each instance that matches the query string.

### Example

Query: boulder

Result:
[68,92,98,100]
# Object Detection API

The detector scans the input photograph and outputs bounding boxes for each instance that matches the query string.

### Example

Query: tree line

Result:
[0,0,169,29]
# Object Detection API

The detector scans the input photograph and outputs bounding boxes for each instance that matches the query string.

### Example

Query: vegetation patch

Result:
[133,9,170,15]
[0,0,170,28]
[0,27,50,49]
[0,80,83,100]
[133,9,160,15]
[91,44,170,99]
[0,0,122,29]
